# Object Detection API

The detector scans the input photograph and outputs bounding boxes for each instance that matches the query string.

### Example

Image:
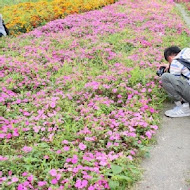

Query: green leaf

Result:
[108,180,119,189]
[111,164,123,175]
[115,175,132,182]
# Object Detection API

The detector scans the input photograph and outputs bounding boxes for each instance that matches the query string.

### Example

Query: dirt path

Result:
[134,4,190,190]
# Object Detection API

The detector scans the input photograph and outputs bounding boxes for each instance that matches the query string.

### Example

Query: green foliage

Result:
[128,67,152,86]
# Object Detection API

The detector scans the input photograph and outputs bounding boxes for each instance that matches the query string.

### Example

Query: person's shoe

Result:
[165,102,190,118]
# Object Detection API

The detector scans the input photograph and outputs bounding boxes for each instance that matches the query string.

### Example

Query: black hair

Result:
[164,46,181,61]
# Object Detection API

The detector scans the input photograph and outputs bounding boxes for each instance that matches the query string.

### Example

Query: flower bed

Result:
[0,0,190,189]
[1,0,117,35]
[0,0,41,9]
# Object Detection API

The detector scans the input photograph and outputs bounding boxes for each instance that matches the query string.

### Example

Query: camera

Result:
[156,66,166,77]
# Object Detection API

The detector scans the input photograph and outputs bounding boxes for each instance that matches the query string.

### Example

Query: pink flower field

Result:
[0,0,190,189]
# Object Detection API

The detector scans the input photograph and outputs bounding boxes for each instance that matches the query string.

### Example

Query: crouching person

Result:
[0,14,9,37]
[161,46,190,118]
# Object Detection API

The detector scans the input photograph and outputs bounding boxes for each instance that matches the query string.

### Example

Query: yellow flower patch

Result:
[1,0,117,35]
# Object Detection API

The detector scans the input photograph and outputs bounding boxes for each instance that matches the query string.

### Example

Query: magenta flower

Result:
[44,155,49,159]
[63,146,70,151]
[51,178,58,185]
[22,146,32,153]
[75,179,88,189]
[99,161,107,166]
[27,175,33,182]
[79,143,86,150]
[145,131,152,139]
[127,155,133,161]
[11,177,19,183]
[0,156,8,161]
[72,155,78,164]
[62,140,69,144]
[49,169,57,176]
[22,172,28,177]
[50,102,56,108]
[88,185,95,190]
[151,125,158,130]
[38,181,47,187]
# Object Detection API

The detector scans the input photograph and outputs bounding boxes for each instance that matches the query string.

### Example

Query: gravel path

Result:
[134,104,190,190]
[176,4,190,29]
[134,4,190,190]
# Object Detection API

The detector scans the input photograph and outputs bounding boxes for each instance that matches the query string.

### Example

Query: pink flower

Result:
[75,179,82,188]
[23,111,30,116]
[13,129,19,137]
[50,102,56,108]
[83,174,93,180]
[51,178,58,185]
[99,161,107,166]
[12,177,19,183]
[61,179,69,184]
[22,172,28,177]
[49,169,57,176]
[82,180,88,187]
[79,143,86,150]
[151,125,158,130]
[149,107,155,113]
[22,146,32,153]
[145,131,152,139]
[33,126,41,133]
[75,179,88,189]
[8,171,12,176]
[56,174,61,180]
[56,150,62,154]
[112,88,117,93]
[106,142,112,148]
[0,156,8,161]
[63,146,70,151]
[0,133,6,138]
[27,175,33,182]
[141,88,146,93]
[72,155,78,164]
[38,181,47,187]
[62,140,69,144]
[88,185,95,190]
[108,154,118,161]
[127,155,133,160]
[84,137,95,141]
[130,150,136,155]
[44,155,49,159]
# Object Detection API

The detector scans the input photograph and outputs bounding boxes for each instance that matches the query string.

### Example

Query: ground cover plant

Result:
[0,0,117,35]
[0,0,190,189]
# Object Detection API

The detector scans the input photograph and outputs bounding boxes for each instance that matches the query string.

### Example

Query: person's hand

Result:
[159,64,169,72]
[164,66,169,72]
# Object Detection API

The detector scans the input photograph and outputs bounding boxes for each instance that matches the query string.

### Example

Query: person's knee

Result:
[161,73,172,83]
